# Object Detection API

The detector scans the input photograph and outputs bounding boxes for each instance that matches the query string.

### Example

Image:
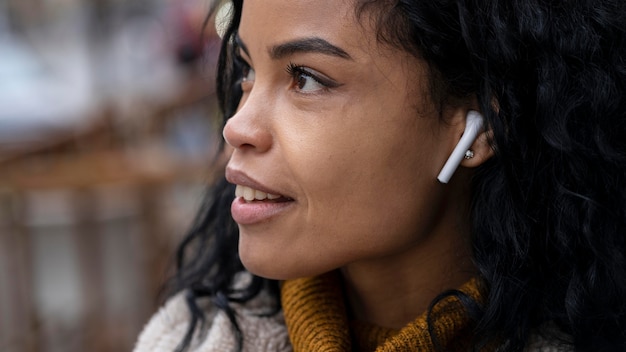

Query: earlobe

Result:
[460,129,494,168]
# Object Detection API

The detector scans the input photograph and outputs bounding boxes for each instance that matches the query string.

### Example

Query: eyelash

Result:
[234,53,339,92]
[285,63,338,91]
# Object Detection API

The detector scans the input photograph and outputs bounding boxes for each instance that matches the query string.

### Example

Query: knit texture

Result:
[134,272,573,352]
[133,286,291,352]
[350,320,399,352]
[281,271,483,352]
[281,271,352,352]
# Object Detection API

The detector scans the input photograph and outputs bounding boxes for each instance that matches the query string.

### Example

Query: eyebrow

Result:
[234,34,352,61]
[270,37,352,60]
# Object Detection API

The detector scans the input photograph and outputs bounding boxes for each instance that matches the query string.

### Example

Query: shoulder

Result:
[133,291,291,352]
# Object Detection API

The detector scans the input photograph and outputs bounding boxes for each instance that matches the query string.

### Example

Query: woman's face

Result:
[224,0,468,279]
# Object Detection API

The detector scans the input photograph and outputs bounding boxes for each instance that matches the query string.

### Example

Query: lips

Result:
[226,168,295,225]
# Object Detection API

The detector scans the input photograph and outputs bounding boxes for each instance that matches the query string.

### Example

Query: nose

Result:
[222,97,272,153]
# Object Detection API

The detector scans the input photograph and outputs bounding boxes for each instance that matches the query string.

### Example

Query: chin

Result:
[239,249,331,281]
[237,232,300,280]
[241,256,295,280]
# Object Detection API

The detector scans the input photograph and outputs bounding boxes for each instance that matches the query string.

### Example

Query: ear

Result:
[460,126,494,168]
[437,110,494,183]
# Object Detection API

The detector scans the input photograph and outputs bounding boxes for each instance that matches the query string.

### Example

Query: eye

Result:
[240,64,255,92]
[292,69,323,92]
[286,63,340,93]
[242,65,256,82]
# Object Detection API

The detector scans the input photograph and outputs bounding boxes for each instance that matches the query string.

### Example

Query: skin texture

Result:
[223,0,489,329]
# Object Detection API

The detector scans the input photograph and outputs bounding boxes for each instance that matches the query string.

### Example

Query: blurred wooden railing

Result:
[0,76,224,352]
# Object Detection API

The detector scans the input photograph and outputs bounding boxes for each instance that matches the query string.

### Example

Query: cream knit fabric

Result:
[133,291,291,352]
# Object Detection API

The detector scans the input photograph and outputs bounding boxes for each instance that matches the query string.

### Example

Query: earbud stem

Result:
[437,111,484,183]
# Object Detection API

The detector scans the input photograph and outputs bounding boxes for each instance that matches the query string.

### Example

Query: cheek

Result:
[293,121,442,238]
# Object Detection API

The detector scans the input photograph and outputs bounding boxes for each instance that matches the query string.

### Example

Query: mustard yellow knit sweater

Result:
[281,271,482,352]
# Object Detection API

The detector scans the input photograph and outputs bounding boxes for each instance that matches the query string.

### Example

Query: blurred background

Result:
[0,0,226,350]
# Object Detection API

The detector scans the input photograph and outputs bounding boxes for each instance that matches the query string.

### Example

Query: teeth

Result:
[243,186,255,201]
[235,185,282,201]
[235,185,243,198]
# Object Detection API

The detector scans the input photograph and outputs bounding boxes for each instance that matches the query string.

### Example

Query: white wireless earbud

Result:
[437,110,484,184]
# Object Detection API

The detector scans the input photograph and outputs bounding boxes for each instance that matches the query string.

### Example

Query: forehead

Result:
[238,0,372,56]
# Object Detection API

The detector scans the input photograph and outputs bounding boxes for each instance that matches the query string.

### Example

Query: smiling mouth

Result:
[235,185,293,203]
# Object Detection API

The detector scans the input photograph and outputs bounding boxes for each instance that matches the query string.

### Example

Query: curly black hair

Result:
[170,0,626,351]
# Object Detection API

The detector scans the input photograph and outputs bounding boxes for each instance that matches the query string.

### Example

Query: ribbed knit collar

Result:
[281,271,483,352]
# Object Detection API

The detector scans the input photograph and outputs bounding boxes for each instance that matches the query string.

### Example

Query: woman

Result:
[134,0,626,351]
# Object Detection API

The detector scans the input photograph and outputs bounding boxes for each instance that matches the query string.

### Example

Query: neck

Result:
[340,205,475,329]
